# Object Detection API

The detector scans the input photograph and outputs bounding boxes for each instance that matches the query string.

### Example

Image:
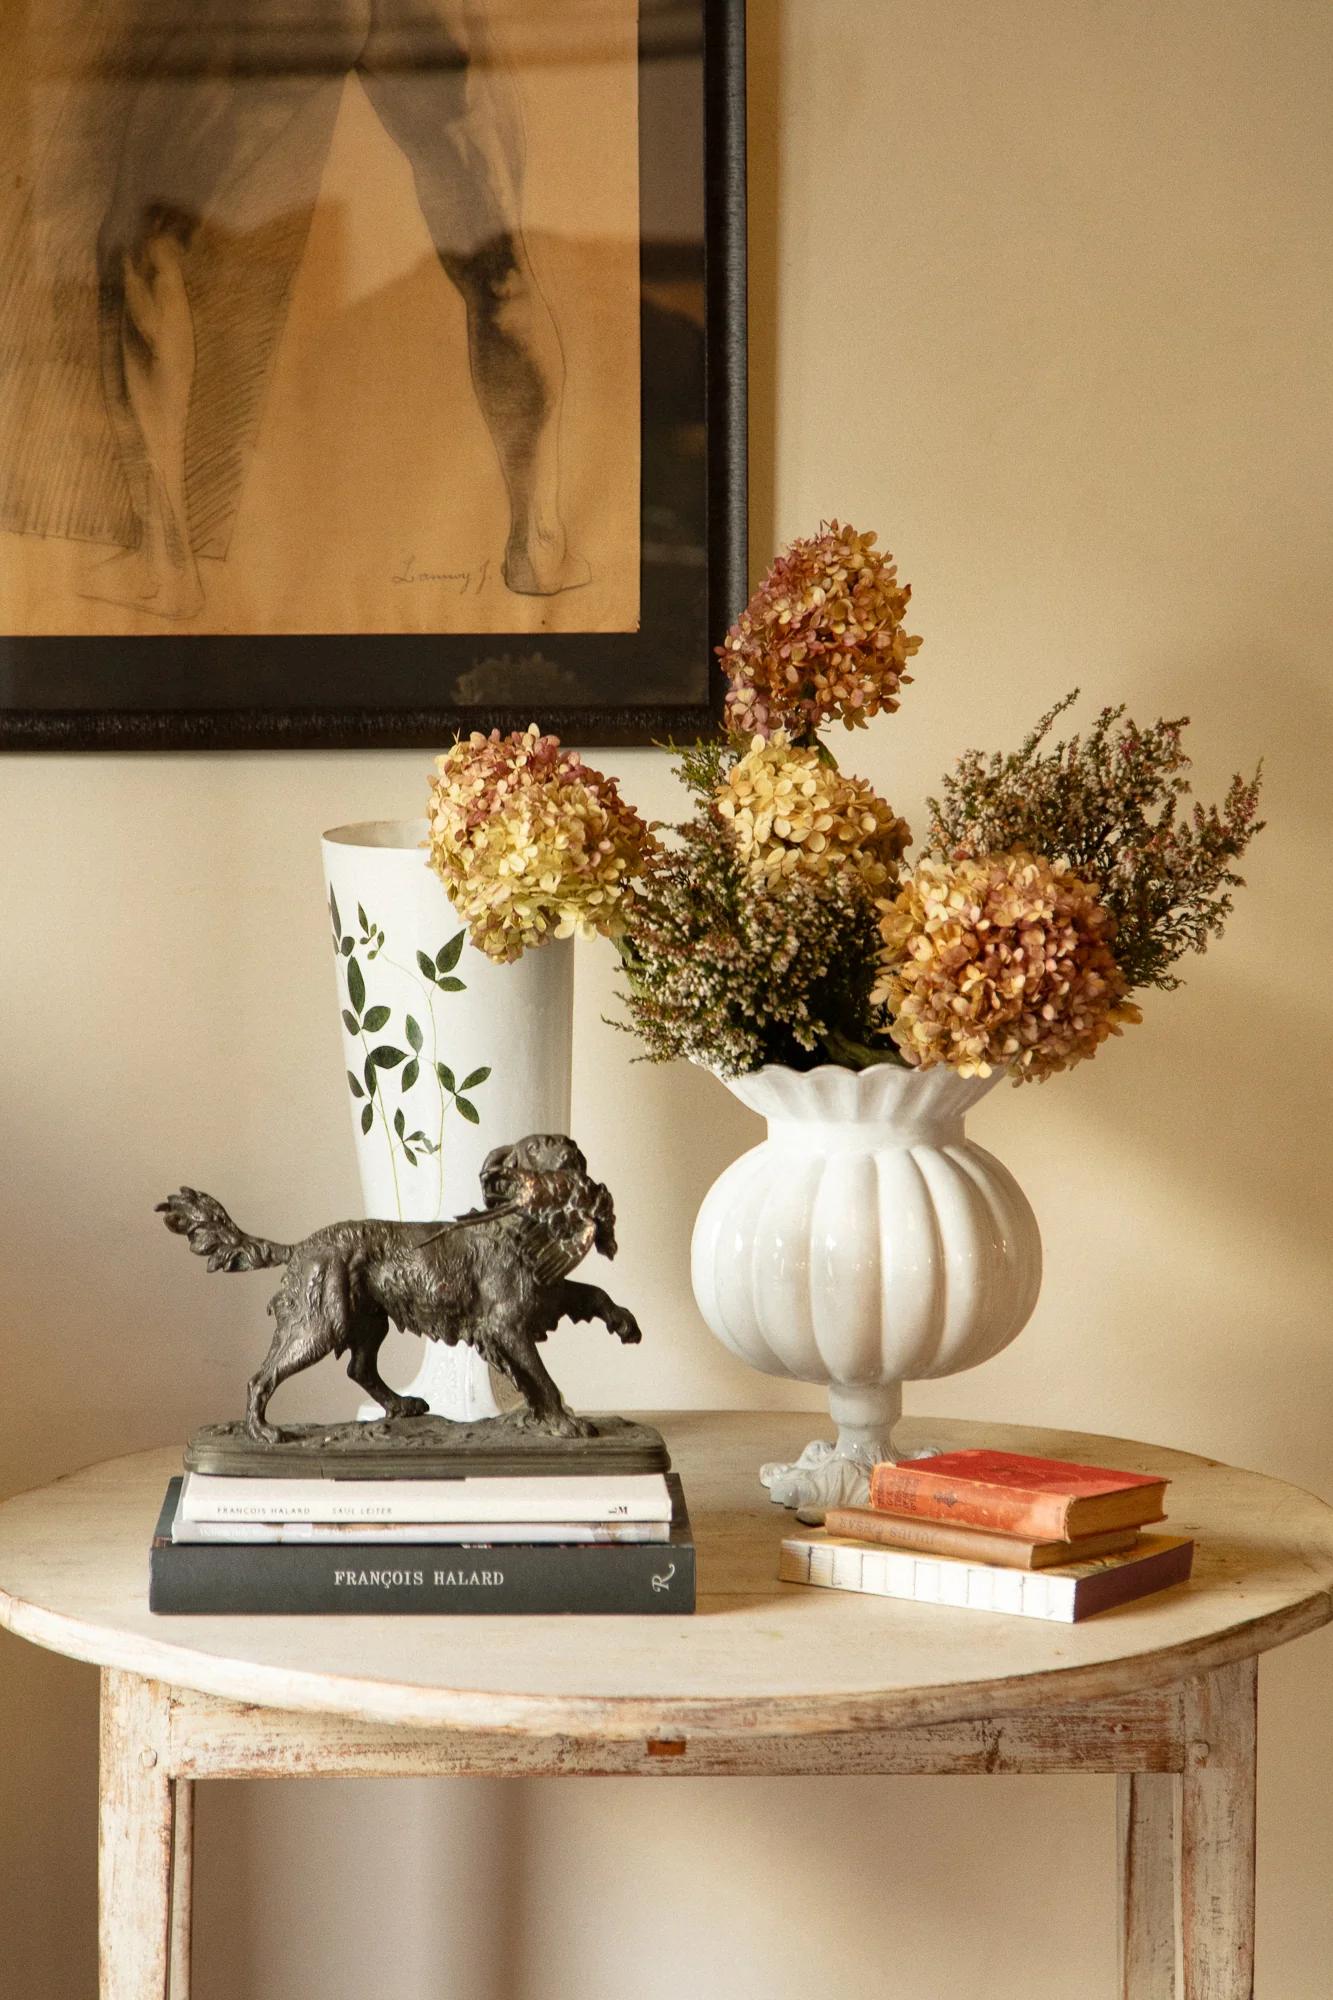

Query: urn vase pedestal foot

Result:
[759,1383,904,1514]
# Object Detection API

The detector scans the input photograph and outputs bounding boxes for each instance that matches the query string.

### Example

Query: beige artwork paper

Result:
[0,0,641,639]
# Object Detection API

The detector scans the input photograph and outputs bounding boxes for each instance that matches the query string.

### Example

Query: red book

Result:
[866,1449,1169,1542]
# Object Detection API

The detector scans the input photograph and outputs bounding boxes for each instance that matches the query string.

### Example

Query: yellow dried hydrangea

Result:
[873,850,1141,1081]
[718,521,923,741]
[715,733,910,890]
[427,725,651,962]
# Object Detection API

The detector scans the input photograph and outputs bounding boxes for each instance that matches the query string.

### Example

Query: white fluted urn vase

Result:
[690,1064,1042,1512]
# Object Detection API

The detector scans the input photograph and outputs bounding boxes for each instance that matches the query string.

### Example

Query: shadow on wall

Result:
[1023,632,1331,1274]
[195,1778,528,2000]
[0,1642,99,1999]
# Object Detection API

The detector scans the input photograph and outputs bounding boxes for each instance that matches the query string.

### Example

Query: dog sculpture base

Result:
[184,1413,670,1478]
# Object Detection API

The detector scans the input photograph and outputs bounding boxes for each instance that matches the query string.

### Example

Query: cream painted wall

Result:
[3,1,1332,1993]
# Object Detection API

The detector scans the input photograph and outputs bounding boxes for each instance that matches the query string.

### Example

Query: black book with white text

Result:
[149,1477,695,1615]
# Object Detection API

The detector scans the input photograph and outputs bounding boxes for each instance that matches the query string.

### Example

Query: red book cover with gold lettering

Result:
[866,1450,1168,1542]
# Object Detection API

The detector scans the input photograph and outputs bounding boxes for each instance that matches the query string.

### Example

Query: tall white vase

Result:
[690,1063,1042,1510]
[321,819,573,1419]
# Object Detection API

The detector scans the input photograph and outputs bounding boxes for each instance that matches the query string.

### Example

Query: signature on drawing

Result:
[392,554,491,595]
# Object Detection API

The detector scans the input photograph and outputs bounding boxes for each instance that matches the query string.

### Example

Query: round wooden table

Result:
[2,1412,1331,1999]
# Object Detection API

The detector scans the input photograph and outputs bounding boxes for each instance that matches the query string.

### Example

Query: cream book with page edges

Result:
[178,1469,674,1525]
[779,1532,1195,1622]
[172,1516,672,1546]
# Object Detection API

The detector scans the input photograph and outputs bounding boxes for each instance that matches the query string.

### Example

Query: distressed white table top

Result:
[1,1413,1330,1740]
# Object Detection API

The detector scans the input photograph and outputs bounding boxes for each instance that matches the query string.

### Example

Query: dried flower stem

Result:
[927,692,1264,991]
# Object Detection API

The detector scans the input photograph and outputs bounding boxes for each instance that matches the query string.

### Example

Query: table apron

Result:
[160,1681,1191,1780]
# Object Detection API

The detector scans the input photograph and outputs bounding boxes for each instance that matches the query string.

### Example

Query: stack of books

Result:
[779,1447,1192,1622]
[150,1462,695,1616]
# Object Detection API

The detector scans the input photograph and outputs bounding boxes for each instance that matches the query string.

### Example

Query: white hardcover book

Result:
[178,1469,674,1526]
[779,1532,1194,1623]
[172,1514,671,1546]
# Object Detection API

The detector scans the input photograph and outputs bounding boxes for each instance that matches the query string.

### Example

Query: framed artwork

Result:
[0,0,746,749]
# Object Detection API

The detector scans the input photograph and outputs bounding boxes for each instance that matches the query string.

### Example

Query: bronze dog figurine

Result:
[158,1135,641,1443]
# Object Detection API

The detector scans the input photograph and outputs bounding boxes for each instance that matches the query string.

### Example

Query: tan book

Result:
[823,1506,1142,1570]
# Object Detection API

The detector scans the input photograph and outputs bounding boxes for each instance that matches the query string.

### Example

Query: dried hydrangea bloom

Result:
[718,522,923,740]
[428,725,651,962]
[715,733,910,890]
[873,850,1141,1082]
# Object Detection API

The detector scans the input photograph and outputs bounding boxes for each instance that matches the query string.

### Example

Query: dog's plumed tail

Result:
[156,1188,292,1274]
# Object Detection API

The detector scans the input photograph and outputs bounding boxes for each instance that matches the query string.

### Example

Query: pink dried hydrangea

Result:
[427,725,651,962]
[714,733,910,890]
[718,522,923,741]
[873,851,1141,1082]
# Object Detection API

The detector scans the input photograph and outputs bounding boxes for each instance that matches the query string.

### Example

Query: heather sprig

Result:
[614,787,891,1077]
[927,693,1264,991]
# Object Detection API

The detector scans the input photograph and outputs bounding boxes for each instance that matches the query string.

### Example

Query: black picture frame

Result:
[0,0,747,751]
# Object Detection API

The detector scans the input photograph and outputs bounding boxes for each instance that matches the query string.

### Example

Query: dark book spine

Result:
[148,1476,695,1614]
[150,1538,694,1614]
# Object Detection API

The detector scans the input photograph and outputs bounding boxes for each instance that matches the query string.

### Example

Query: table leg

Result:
[1180,1659,1257,2000]
[1118,1771,1176,1999]
[170,1778,194,2000]
[99,1670,178,2000]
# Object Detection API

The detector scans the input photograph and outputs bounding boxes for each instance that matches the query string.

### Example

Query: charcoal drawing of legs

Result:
[91,0,586,620]
[360,2,587,595]
[90,3,355,615]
